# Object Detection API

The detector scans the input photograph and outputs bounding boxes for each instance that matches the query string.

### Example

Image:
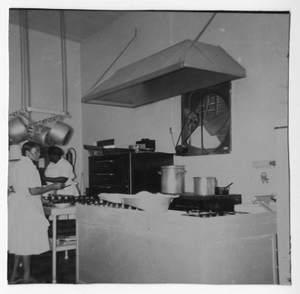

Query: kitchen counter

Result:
[76,205,277,284]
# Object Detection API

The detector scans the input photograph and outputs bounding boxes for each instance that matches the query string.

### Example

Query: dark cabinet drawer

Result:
[90,171,125,185]
[89,184,129,195]
[89,157,125,171]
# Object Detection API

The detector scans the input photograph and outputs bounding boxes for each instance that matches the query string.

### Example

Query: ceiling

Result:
[9,9,130,43]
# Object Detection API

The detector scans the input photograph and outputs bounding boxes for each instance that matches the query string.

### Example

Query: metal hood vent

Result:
[82,39,246,108]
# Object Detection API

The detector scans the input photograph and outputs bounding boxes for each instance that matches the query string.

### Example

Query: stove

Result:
[168,193,242,212]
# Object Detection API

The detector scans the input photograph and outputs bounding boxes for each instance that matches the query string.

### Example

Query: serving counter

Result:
[75,205,277,284]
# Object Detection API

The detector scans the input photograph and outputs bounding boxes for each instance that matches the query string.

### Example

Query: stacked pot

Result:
[9,116,72,147]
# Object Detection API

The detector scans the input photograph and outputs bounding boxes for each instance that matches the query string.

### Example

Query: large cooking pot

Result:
[48,121,72,145]
[161,165,186,194]
[194,177,217,196]
[9,116,29,143]
[32,126,52,147]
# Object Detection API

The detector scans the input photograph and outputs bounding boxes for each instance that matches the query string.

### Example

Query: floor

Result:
[7,249,76,284]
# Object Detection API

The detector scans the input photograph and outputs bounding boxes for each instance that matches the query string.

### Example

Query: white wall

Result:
[81,12,289,203]
[9,22,83,186]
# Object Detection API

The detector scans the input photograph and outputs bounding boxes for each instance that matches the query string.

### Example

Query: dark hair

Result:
[22,141,40,156]
[47,145,64,157]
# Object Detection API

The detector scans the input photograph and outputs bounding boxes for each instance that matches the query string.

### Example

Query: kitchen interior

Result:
[5,6,297,289]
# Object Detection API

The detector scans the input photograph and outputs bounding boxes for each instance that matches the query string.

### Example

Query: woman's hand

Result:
[52,182,65,190]
[29,182,65,196]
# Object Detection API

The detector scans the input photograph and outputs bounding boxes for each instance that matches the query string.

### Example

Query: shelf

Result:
[56,242,76,252]
[44,205,77,283]
[44,206,76,216]
[49,239,76,251]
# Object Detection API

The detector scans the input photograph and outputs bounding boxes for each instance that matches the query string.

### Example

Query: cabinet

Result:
[88,152,173,195]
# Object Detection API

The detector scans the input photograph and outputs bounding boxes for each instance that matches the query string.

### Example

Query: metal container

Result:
[194,177,217,196]
[32,126,52,147]
[9,116,29,143]
[48,121,72,145]
[215,186,230,195]
[161,165,186,194]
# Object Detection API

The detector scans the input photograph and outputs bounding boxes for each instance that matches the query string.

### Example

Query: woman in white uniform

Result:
[8,141,65,284]
[44,146,79,196]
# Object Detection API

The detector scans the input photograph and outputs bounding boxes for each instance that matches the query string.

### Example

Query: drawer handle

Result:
[96,160,114,164]
[96,173,115,176]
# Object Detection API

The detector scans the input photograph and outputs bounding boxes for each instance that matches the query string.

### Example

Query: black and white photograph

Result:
[1,0,300,293]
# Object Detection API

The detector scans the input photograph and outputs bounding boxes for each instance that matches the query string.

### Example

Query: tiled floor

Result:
[7,249,76,284]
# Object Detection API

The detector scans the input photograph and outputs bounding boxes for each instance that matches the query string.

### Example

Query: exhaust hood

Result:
[82,39,246,108]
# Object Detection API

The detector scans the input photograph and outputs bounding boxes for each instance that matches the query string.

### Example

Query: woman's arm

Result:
[43,176,68,183]
[28,182,65,196]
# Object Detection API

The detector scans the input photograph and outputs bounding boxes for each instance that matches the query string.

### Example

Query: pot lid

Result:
[82,39,246,108]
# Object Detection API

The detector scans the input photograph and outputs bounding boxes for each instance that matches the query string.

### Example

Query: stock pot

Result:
[194,177,217,196]
[161,165,186,194]
[9,116,29,143]
[49,121,72,145]
[32,126,52,147]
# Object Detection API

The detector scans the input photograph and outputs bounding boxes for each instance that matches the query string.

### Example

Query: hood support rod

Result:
[84,28,138,97]
[180,12,217,62]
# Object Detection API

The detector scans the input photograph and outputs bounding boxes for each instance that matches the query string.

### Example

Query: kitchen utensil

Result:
[215,183,233,195]
[121,192,179,213]
[31,126,52,147]
[48,121,72,145]
[160,165,186,194]
[215,186,230,195]
[193,177,217,196]
[225,182,233,189]
[9,116,29,143]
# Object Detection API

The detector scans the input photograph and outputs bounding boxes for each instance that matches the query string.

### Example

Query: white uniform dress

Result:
[8,156,50,255]
[45,157,79,196]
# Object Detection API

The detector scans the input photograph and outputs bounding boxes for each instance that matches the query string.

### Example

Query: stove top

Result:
[182,209,249,218]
